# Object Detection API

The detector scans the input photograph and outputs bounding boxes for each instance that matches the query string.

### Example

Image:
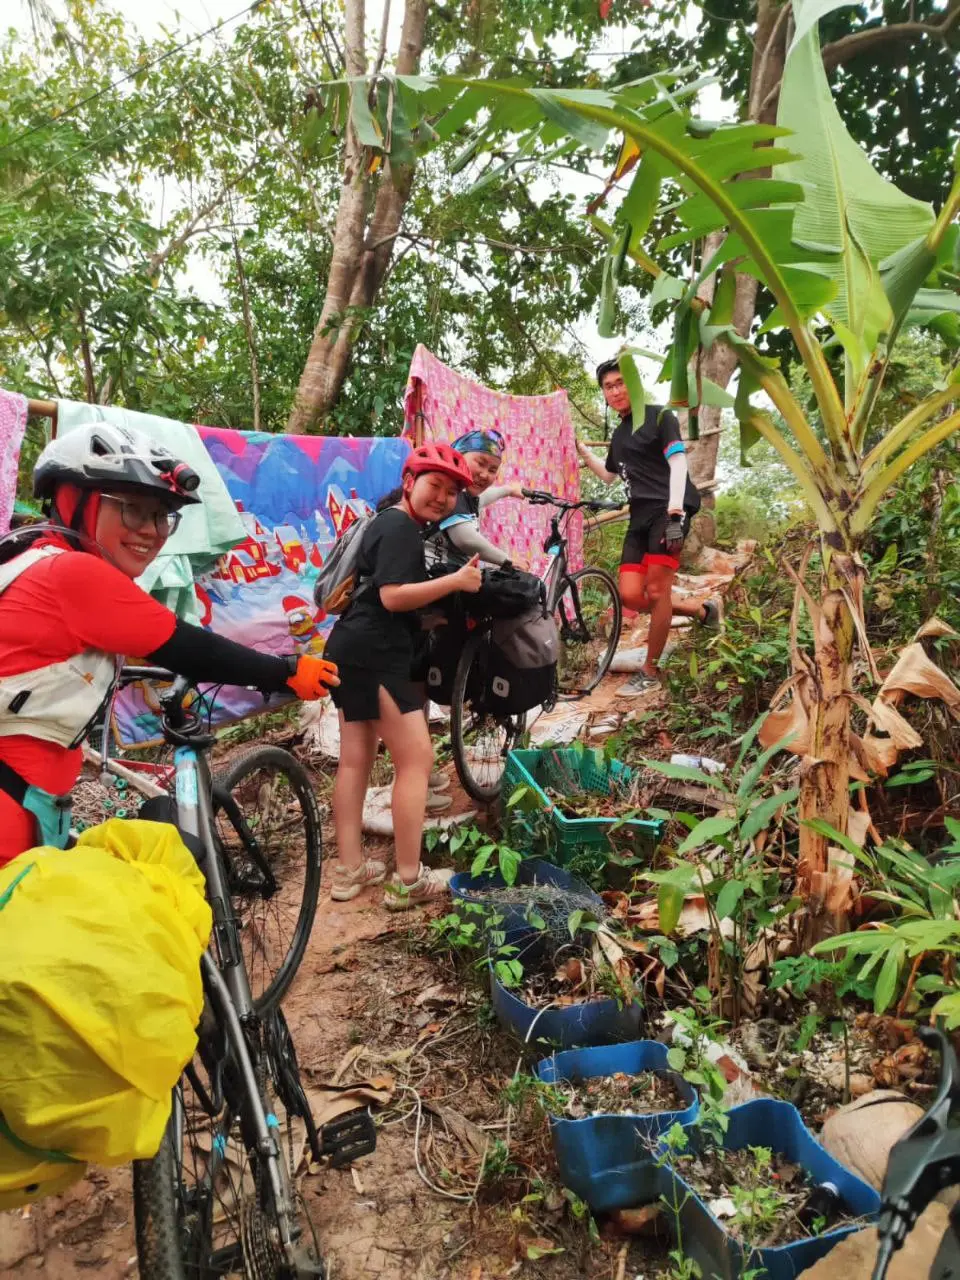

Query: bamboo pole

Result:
[583,505,628,531]
[27,399,57,436]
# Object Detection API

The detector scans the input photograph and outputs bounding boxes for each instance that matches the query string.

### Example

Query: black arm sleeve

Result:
[145,618,292,693]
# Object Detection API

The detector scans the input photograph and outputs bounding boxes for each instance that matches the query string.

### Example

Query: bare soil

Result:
[0,783,661,1280]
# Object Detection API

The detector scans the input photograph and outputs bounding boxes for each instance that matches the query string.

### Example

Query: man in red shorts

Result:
[0,421,337,864]
[576,358,719,693]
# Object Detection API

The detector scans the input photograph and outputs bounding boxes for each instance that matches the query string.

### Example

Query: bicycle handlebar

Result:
[118,666,195,732]
[521,488,624,514]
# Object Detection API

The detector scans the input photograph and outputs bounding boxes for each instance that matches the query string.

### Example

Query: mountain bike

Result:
[117,667,375,1279]
[449,492,623,803]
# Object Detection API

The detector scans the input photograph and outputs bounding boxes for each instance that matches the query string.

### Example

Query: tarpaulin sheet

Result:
[114,430,409,746]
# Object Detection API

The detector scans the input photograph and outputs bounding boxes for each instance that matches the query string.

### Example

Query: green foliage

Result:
[654,551,802,740]
[640,719,801,1025]
[424,822,522,885]
[499,1072,568,1117]
[665,999,730,1141]
[769,952,875,1005]
[810,821,960,1021]
[727,1149,794,1248]
[714,423,806,549]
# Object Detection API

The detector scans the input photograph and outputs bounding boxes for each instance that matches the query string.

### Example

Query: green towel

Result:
[55,402,245,623]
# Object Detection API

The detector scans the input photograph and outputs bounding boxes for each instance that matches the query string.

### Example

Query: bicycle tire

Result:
[134,1046,325,1279]
[213,746,322,1015]
[450,630,523,803]
[554,566,622,696]
[133,1126,186,1280]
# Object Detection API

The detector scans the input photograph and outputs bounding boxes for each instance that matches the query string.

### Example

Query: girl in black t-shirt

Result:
[326,444,481,909]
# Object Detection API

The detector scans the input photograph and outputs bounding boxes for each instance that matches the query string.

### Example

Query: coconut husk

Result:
[798,1202,950,1280]
[820,1090,923,1190]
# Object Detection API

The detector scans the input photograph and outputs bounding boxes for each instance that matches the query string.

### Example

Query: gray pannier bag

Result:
[485,608,559,715]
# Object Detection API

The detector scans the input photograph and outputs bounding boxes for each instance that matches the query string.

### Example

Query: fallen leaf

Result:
[423,1103,489,1160]
[414,982,458,1009]
[610,1204,665,1236]
[307,1077,394,1127]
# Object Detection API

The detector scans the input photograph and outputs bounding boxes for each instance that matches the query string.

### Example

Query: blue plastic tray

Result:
[489,963,643,1049]
[659,1098,881,1280]
[535,1040,699,1212]
[450,858,602,958]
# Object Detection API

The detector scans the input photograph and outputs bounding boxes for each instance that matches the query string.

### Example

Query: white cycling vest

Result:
[0,545,121,749]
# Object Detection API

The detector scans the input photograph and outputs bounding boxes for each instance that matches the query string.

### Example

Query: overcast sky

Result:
[14,0,732,383]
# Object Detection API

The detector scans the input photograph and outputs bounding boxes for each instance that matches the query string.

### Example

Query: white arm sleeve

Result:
[477,485,515,510]
[667,452,688,513]
[446,519,512,566]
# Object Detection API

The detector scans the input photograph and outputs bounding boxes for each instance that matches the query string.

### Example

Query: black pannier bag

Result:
[425,611,467,706]
[468,567,545,620]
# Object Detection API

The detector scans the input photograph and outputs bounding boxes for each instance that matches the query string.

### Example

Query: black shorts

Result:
[329,664,426,723]
[620,504,690,572]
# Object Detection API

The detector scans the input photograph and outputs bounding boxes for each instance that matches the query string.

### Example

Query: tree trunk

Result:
[285,0,428,434]
[684,0,788,537]
[286,0,368,435]
[797,547,859,933]
[689,235,760,543]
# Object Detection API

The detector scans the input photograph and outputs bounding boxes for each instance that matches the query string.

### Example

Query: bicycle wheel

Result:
[134,1035,324,1279]
[213,747,322,1015]
[450,630,523,803]
[553,566,622,696]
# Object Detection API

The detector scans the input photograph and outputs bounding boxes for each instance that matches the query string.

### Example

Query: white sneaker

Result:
[330,856,387,902]
[384,865,454,911]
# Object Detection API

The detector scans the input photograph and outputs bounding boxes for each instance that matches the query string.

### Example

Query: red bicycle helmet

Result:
[402,442,473,490]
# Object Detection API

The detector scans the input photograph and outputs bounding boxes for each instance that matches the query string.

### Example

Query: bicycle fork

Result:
[174,748,305,1265]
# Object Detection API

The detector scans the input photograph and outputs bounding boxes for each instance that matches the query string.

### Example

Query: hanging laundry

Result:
[0,389,28,536]
[403,345,582,573]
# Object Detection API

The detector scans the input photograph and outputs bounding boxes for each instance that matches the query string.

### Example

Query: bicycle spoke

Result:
[214,749,321,1014]
[554,569,621,696]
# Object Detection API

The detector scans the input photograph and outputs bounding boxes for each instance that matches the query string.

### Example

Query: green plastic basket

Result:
[503,747,664,866]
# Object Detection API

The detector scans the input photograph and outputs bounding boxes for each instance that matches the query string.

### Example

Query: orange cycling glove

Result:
[285,654,339,701]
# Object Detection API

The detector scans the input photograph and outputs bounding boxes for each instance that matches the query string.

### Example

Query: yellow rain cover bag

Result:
[0,819,212,1207]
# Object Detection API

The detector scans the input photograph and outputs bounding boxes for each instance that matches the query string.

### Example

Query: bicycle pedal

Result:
[320,1107,377,1168]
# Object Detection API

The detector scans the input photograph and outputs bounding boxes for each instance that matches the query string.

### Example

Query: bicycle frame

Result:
[108,667,305,1265]
[539,506,571,612]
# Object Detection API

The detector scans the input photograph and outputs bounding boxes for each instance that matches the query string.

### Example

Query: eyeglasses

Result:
[101,494,182,537]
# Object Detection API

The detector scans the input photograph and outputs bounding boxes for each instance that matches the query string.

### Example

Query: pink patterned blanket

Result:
[403,345,581,572]
[0,389,28,536]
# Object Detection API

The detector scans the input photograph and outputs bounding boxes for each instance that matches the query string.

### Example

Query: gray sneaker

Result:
[699,600,721,629]
[616,670,661,697]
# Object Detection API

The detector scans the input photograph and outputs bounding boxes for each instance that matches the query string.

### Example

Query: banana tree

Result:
[315,0,960,918]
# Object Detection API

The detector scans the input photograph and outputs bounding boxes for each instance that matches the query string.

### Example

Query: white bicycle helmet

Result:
[33,421,201,507]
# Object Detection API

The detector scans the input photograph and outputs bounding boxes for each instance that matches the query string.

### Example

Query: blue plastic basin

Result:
[535,1040,699,1212]
[450,858,602,959]
[489,963,643,1049]
[658,1098,881,1279]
